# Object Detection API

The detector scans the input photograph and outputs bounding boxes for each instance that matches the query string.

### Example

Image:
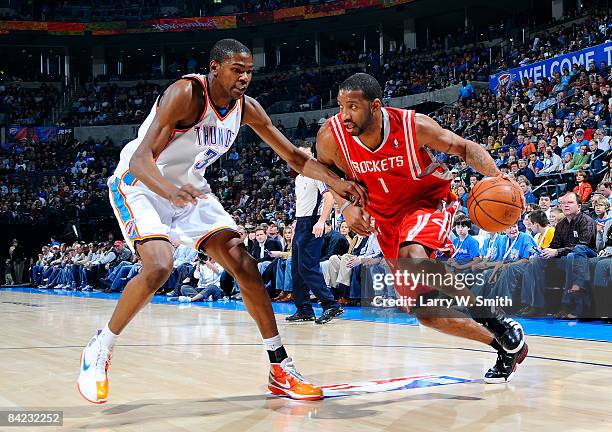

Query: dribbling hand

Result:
[169,184,207,207]
[495,171,527,211]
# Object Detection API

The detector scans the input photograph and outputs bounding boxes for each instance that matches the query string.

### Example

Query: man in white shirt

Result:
[176,254,224,302]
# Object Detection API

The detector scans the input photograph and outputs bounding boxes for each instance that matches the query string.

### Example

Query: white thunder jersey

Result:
[113,73,243,189]
[108,73,241,250]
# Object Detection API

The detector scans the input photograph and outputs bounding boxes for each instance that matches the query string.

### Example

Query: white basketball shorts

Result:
[107,173,238,252]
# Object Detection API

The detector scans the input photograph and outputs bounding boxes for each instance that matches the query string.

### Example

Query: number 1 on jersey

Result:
[378,177,389,193]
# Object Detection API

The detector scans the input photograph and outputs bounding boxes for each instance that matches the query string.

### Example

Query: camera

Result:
[198,251,209,262]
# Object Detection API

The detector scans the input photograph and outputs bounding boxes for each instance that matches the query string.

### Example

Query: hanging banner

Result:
[7,126,72,143]
[489,41,612,94]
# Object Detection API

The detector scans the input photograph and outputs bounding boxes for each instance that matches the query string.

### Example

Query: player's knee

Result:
[141,260,173,286]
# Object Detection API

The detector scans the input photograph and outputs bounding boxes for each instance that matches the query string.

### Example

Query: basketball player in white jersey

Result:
[77,39,367,403]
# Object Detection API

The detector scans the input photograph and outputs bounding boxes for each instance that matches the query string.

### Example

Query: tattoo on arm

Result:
[465,142,499,177]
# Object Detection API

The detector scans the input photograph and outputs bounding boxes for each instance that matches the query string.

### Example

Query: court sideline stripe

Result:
[0,342,611,368]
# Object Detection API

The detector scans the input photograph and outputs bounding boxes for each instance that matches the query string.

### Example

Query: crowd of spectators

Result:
[0,82,60,125]
[2,7,612,322]
[62,82,163,126]
[0,135,116,225]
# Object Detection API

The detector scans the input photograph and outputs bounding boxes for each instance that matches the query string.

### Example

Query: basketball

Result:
[467,177,524,232]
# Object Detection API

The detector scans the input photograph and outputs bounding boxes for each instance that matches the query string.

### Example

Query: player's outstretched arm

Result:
[129,80,205,207]
[415,113,500,178]
[243,96,368,206]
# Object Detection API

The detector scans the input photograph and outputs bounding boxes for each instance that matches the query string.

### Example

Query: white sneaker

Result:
[77,333,112,404]
[178,296,192,303]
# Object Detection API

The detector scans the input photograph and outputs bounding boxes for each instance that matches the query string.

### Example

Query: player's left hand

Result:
[329,178,368,207]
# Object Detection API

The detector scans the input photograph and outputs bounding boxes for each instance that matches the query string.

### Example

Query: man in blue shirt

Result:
[458,80,475,101]
[487,224,537,304]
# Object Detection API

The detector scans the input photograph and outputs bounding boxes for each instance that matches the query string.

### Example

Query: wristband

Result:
[339,200,353,214]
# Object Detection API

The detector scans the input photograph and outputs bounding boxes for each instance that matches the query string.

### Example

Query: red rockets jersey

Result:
[328,107,453,222]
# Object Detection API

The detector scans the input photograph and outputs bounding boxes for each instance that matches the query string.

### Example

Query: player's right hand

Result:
[342,205,373,237]
[169,184,207,207]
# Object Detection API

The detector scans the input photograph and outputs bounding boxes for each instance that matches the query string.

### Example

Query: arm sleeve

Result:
[316,180,329,194]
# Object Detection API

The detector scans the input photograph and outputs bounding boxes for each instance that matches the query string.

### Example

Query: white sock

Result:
[263,334,283,352]
[98,323,118,350]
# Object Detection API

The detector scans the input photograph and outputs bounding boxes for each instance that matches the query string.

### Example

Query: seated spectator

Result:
[271,224,295,302]
[597,181,612,207]
[93,240,132,291]
[539,149,563,174]
[176,255,224,302]
[530,210,555,249]
[447,216,481,271]
[594,129,611,152]
[561,152,574,172]
[566,145,591,172]
[320,220,350,272]
[517,159,536,184]
[97,253,140,293]
[165,245,198,296]
[519,192,597,318]
[594,197,611,227]
[538,193,553,219]
[341,232,383,305]
[549,207,565,227]
[250,225,282,296]
[474,224,537,304]
[323,223,369,303]
[521,138,537,159]
[587,140,605,170]
[518,177,537,204]
[573,170,593,203]
[592,215,612,319]
[527,153,543,174]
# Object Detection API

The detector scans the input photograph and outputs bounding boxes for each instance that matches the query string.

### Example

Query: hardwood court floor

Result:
[1,288,612,432]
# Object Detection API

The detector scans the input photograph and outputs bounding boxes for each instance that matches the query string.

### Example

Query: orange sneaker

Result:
[268,357,323,401]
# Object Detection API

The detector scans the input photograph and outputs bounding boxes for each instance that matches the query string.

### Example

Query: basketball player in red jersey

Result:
[317,73,527,383]
[77,40,368,404]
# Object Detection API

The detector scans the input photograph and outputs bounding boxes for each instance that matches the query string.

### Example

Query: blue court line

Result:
[3,287,612,342]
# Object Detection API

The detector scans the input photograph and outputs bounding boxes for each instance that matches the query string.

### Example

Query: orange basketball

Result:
[466,177,524,232]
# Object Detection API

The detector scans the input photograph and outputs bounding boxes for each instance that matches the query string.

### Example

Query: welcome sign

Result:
[489,41,612,94]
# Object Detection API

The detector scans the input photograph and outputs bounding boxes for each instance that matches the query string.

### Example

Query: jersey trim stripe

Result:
[204,75,241,121]
[194,226,239,250]
[406,213,431,241]
[120,170,139,186]
[154,130,183,161]
[406,110,423,176]
[402,110,418,180]
[155,76,208,132]
[133,234,170,243]
[109,178,140,239]
[330,116,358,180]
